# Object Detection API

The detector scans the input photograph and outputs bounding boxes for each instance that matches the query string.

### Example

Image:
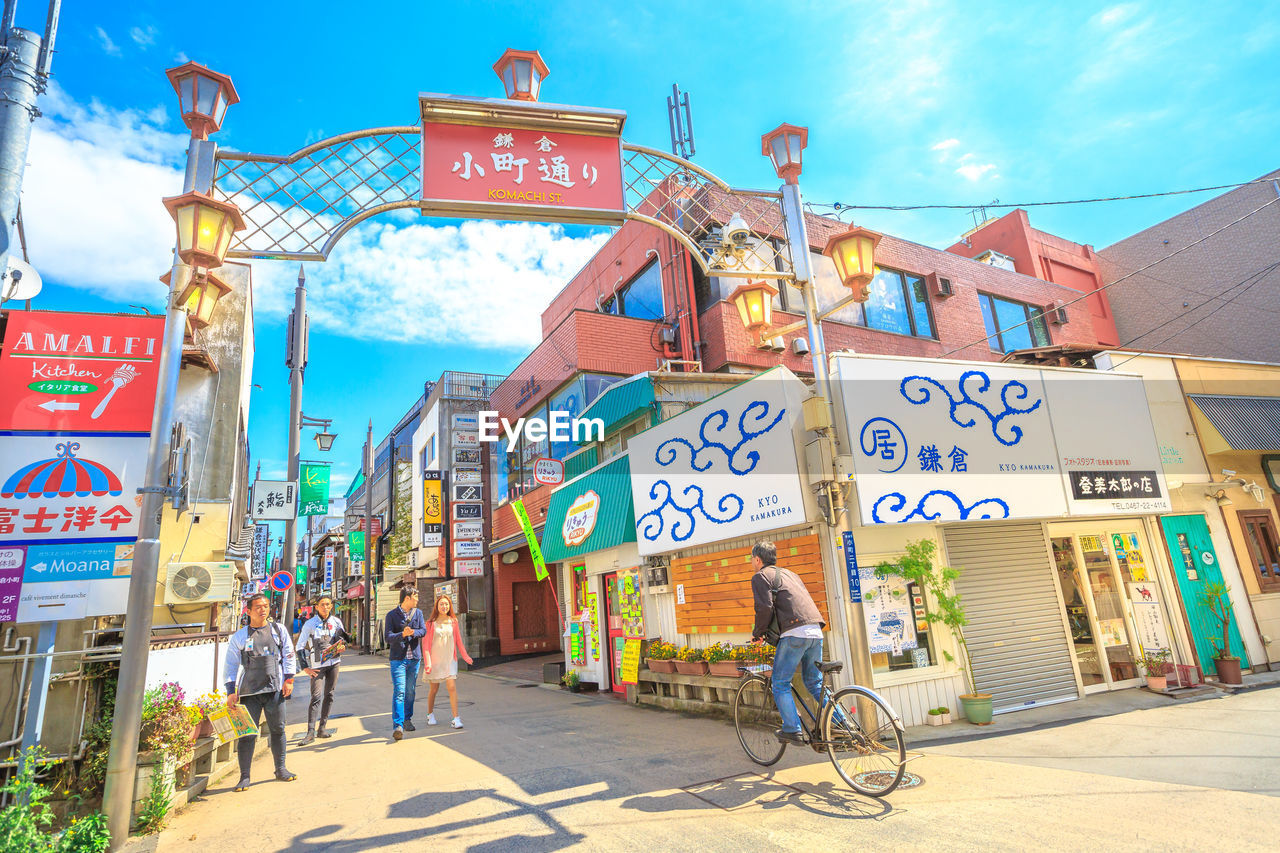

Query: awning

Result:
[1188,394,1280,452]
[344,583,365,600]
[579,374,654,440]
[223,521,255,560]
[539,453,636,563]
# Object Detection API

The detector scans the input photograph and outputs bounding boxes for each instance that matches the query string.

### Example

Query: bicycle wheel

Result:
[821,686,905,797]
[734,677,786,766]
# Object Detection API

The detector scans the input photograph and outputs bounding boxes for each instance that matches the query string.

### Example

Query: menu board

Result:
[619,568,644,638]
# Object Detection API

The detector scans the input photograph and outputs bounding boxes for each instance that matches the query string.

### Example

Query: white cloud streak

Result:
[94,27,120,57]
[129,25,158,48]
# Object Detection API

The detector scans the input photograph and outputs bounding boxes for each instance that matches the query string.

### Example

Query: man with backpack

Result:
[294,594,353,745]
[750,540,826,744]
[224,592,298,791]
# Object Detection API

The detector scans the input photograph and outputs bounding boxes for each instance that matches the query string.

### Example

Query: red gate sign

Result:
[0,311,165,433]
[420,95,625,226]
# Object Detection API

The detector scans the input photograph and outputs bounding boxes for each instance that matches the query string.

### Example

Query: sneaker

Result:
[426,713,437,726]
[297,731,316,746]
[404,720,416,732]
[392,726,403,741]
[451,717,464,729]
[774,728,805,744]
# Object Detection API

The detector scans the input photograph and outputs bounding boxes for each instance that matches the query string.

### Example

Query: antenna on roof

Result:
[667,83,695,160]
[967,198,1000,231]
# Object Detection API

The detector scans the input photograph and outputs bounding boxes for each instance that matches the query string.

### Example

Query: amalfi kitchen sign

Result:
[834,354,1171,525]
[420,94,625,226]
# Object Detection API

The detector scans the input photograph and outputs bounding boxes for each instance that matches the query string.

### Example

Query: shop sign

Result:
[620,637,641,685]
[0,548,22,621]
[423,472,443,547]
[452,413,478,431]
[4,541,132,622]
[347,530,365,562]
[453,540,483,558]
[452,469,481,485]
[859,562,917,655]
[561,490,599,547]
[1128,583,1172,651]
[533,457,563,486]
[619,568,644,637]
[453,521,483,539]
[453,503,482,520]
[298,462,331,517]
[324,546,334,590]
[0,435,149,543]
[453,448,480,466]
[510,499,548,582]
[452,483,482,503]
[0,311,165,432]
[252,524,270,579]
[252,479,297,521]
[452,431,478,448]
[454,558,484,577]
[628,368,811,555]
[841,531,861,601]
[420,100,626,227]
[834,355,1171,526]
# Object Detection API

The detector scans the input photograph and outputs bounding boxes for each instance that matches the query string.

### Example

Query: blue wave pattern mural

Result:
[900,370,1042,446]
[871,490,1011,524]
[636,400,784,543]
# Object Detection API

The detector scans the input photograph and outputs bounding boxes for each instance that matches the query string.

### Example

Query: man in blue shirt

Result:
[223,593,297,791]
[384,586,426,741]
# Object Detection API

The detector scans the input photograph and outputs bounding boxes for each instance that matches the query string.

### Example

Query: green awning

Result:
[539,454,636,563]
[579,374,654,441]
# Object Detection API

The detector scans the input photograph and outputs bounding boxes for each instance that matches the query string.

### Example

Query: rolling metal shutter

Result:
[943,523,1079,714]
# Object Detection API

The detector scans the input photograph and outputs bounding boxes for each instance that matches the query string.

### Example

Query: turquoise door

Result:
[1159,514,1249,671]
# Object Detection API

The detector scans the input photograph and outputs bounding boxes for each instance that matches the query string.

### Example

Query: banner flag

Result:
[511,499,548,581]
[299,462,331,517]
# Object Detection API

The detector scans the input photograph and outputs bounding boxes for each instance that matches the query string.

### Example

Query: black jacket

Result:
[751,565,825,639]
[385,606,427,660]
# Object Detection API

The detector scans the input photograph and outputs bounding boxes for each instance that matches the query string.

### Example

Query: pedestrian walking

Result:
[384,585,427,741]
[223,593,298,791]
[749,539,826,744]
[423,594,474,729]
[294,594,353,746]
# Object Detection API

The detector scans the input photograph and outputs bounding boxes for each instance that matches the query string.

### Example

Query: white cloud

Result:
[25,87,610,351]
[931,138,960,151]
[129,25,158,48]
[173,51,190,63]
[955,162,998,182]
[1097,4,1138,27]
[94,27,120,57]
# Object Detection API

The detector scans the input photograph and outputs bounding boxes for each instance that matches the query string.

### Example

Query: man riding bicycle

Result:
[749,539,826,744]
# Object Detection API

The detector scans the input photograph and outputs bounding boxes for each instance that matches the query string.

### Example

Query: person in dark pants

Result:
[294,594,352,745]
[384,586,426,741]
[224,593,298,791]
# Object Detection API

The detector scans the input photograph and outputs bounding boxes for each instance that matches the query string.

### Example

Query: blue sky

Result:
[15,0,1280,499]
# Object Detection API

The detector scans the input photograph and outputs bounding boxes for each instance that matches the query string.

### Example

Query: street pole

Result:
[779,181,875,692]
[281,266,307,630]
[363,420,373,650]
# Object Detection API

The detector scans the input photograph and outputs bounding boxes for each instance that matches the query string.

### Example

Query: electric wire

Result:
[936,195,1280,359]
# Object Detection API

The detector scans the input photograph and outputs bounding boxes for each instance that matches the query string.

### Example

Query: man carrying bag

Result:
[294,594,353,745]
[224,593,298,791]
[749,540,826,744]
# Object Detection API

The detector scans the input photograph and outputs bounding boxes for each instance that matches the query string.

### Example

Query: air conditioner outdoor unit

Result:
[1050,300,1069,324]
[927,272,954,297]
[164,562,237,605]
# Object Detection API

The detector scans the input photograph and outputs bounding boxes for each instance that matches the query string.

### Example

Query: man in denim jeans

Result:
[749,540,826,744]
[385,586,427,741]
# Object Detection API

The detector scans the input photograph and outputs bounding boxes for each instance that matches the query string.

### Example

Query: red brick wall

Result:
[492,548,561,656]
[492,484,552,542]
[541,221,670,334]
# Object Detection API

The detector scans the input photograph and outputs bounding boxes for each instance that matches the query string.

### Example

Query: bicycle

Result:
[733,658,906,797]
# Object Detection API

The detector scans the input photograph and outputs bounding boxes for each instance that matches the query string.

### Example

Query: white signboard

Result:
[453,539,483,558]
[628,368,811,555]
[452,413,479,430]
[453,521,483,539]
[452,431,479,448]
[324,546,334,591]
[562,490,600,547]
[453,448,481,466]
[454,558,485,577]
[1128,582,1172,651]
[452,469,481,485]
[10,541,133,622]
[834,355,1169,525]
[0,434,150,542]
[534,457,564,486]
[252,524,271,579]
[860,563,917,655]
[251,479,297,521]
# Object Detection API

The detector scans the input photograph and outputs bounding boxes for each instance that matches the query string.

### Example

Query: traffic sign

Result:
[269,570,293,592]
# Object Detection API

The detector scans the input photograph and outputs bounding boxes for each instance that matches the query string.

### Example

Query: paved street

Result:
[130,658,1280,852]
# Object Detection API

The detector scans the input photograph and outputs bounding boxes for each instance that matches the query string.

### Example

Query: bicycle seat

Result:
[817,661,844,674]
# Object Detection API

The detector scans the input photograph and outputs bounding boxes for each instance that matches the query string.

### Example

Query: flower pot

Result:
[1145,675,1167,692]
[707,661,742,677]
[925,713,951,726]
[1213,657,1243,685]
[959,693,993,725]
[646,659,676,673]
[196,718,214,739]
[673,660,709,676]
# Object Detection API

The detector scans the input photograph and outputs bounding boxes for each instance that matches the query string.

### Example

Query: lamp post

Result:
[752,123,876,693]
[102,62,242,849]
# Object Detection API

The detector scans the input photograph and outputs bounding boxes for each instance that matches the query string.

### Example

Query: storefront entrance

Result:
[603,572,626,694]
[1048,522,1173,693]
[1158,514,1249,672]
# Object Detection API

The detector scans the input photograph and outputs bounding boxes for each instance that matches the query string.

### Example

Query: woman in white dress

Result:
[423,594,474,728]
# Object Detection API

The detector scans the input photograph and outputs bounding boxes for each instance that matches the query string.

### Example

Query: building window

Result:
[1239,510,1280,593]
[606,261,664,321]
[979,293,1051,353]
[864,268,934,338]
[425,434,435,467]
[599,416,648,462]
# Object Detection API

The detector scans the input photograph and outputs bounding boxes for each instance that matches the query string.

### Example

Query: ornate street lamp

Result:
[314,430,336,452]
[823,226,883,301]
[493,49,549,102]
[728,280,777,334]
[159,268,232,331]
[162,191,246,271]
[165,62,239,140]
[761,123,808,184]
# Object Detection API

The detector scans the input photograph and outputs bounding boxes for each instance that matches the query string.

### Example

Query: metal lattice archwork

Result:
[213,129,795,279]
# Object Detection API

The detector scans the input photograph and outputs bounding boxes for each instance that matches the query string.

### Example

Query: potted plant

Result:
[1137,648,1173,691]
[884,540,993,725]
[645,640,678,673]
[561,669,582,692]
[192,692,224,739]
[673,645,709,675]
[705,643,741,677]
[925,706,951,726]
[1200,582,1243,685]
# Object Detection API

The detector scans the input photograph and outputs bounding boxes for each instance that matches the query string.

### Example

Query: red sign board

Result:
[0,311,165,433]
[421,109,625,225]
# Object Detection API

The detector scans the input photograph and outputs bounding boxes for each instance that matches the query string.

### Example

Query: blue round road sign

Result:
[269,570,293,592]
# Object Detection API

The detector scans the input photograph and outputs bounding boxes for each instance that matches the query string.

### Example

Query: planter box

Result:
[673,660,709,676]
[543,660,566,685]
[707,661,743,678]
[925,713,952,726]
[646,659,676,673]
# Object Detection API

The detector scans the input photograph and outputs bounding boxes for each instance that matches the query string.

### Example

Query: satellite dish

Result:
[2,257,42,302]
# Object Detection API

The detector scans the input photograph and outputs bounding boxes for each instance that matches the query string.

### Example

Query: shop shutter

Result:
[943,523,1079,714]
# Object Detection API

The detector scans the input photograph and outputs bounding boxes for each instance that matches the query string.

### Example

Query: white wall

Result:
[146,640,230,698]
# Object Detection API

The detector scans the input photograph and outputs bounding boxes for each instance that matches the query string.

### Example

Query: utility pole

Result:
[362,420,373,649]
[281,266,307,629]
